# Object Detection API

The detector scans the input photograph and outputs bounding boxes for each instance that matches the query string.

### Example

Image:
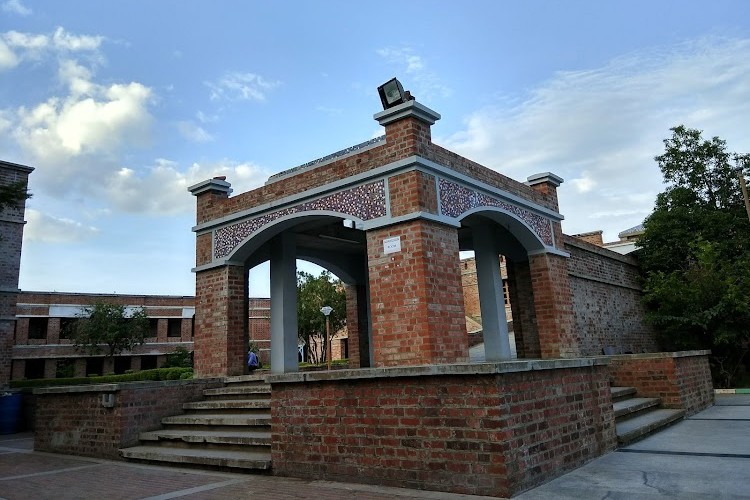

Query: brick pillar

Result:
[180,316,192,342]
[11,360,24,380]
[374,98,440,161]
[74,359,86,378]
[156,318,167,342]
[194,264,248,377]
[48,318,60,343]
[367,220,467,367]
[344,285,361,367]
[0,160,33,388]
[44,359,57,379]
[103,357,114,375]
[131,356,141,371]
[528,253,579,358]
[506,259,540,358]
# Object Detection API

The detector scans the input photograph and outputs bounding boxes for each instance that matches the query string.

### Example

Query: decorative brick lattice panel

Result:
[214,181,386,259]
[438,179,553,246]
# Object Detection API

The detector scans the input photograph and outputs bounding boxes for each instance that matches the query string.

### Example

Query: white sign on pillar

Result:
[383,236,401,255]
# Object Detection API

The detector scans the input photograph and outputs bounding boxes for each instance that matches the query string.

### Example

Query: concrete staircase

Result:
[611,386,685,446]
[120,374,272,471]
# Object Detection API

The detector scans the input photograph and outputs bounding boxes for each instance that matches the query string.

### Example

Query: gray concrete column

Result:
[270,233,298,374]
[474,224,512,361]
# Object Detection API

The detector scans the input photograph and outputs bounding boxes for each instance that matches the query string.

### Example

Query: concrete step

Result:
[120,445,271,470]
[224,374,269,385]
[616,408,686,446]
[139,429,271,447]
[183,399,271,411]
[161,413,271,427]
[610,386,637,402]
[203,386,271,399]
[613,397,661,419]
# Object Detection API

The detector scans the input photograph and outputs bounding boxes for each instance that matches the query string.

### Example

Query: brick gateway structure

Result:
[190,99,578,377]
[180,95,713,496]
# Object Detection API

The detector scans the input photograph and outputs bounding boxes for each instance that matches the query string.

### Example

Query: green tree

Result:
[639,126,750,387]
[0,181,32,211]
[68,302,150,358]
[297,270,347,364]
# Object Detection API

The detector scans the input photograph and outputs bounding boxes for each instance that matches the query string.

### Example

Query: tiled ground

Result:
[0,434,490,500]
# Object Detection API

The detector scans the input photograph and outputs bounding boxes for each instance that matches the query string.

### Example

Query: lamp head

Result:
[320,306,333,316]
[377,77,406,110]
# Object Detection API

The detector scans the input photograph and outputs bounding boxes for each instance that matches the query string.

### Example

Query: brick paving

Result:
[0,433,495,500]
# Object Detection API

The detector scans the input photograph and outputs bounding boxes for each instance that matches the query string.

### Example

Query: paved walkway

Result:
[0,433,491,500]
[1,395,748,499]
[517,394,750,499]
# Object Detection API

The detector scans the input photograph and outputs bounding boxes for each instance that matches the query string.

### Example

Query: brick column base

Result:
[529,253,579,358]
[194,265,248,378]
[367,220,468,367]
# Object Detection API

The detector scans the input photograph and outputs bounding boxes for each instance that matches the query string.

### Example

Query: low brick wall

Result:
[268,360,616,498]
[607,350,713,415]
[34,378,222,459]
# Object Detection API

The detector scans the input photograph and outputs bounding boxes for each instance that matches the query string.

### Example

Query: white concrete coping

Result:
[373,100,441,127]
[32,378,222,395]
[267,358,609,385]
[34,383,120,395]
[602,350,711,360]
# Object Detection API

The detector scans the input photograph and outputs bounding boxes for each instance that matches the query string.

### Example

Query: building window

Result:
[59,318,79,339]
[56,359,75,378]
[114,357,131,375]
[86,358,103,376]
[28,317,48,340]
[503,280,510,306]
[141,355,157,370]
[149,318,159,338]
[24,359,45,379]
[167,318,182,338]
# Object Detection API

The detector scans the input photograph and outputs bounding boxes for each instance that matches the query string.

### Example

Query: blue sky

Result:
[2,0,750,297]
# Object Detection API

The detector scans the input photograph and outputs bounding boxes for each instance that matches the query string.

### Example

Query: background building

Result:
[11,292,272,381]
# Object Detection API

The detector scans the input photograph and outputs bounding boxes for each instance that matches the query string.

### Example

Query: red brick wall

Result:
[34,379,221,459]
[564,236,657,355]
[270,362,615,497]
[366,220,467,366]
[607,351,713,415]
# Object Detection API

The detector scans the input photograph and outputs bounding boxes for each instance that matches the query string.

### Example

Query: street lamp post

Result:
[320,306,333,370]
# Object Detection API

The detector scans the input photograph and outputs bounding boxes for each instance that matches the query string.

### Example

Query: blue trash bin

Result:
[0,393,22,434]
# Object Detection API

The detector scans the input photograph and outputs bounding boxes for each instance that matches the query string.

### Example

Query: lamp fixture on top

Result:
[377,77,407,110]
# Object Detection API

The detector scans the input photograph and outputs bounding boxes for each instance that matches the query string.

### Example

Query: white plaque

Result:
[383,236,401,254]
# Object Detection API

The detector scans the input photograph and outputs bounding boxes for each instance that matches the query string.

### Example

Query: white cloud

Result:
[438,37,750,241]
[24,209,100,243]
[177,121,214,143]
[2,0,31,16]
[1,27,102,65]
[206,72,280,102]
[51,27,103,52]
[376,46,451,100]
[103,158,271,215]
[0,39,18,70]
[11,58,153,163]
